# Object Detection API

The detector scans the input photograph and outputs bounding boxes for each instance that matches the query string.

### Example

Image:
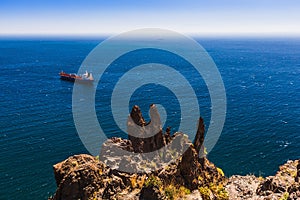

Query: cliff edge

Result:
[50,105,300,200]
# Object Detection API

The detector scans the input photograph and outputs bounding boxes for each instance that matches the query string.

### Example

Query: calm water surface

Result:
[0,37,299,199]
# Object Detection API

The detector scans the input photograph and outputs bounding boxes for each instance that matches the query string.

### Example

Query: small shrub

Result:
[204,147,208,155]
[279,192,289,200]
[208,183,229,200]
[258,176,264,181]
[199,186,211,200]
[198,175,204,182]
[165,184,191,199]
[215,185,229,200]
[217,167,225,177]
[144,175,162,188]
[178,186,191,195]
[165,185,176,200]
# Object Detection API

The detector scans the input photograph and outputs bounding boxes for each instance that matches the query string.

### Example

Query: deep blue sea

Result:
[0,37,299,199]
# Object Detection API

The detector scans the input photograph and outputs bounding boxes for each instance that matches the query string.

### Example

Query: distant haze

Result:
[0,0,300,36]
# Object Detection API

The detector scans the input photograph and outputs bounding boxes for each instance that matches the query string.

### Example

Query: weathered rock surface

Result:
[52,154,110,200]
[226,159,300,200]
[295,159,300,182]
[226,175,266,200]
[50,105,300,200]
[127,104,166,153]
[256,159,300,199]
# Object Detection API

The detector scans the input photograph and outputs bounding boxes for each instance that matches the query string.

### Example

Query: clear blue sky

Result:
[1,0,299,36]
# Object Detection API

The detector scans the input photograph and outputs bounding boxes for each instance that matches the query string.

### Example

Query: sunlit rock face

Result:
[50,104,300,200]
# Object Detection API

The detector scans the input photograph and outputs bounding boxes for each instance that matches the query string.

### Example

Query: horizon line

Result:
[1,32,300,39]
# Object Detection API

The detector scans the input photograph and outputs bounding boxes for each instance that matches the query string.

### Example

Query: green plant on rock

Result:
[165,184,176,200]
[204,147,208,155]
[279,192,289,200]
[199,186,212,200]
[217,167,225,177]
[165,184,191,200]
[258,176,264,181]
[215,185,229,200]
[208,183,229,200]
[144,175,162,188]
[178,186,191,195]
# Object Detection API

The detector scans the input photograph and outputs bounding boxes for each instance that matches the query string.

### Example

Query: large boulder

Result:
[51,154,109,200]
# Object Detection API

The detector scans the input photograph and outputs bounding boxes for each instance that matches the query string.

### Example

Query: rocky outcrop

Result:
[226,175,263,199]
[52,154,110,200]
[50,104,227,200]
[177,117,206,190]
[127,104,166,153]
[50,105,300,200]
[256,159,300,199]
[194,117,205,155]
[226,159,300,200]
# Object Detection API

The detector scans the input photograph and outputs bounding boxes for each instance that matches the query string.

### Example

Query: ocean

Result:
[0,37,299,199]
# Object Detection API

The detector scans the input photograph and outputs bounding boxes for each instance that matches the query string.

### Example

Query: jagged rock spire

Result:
[130,105,146,126]
[179,117,207,190]
[194,117,205,157]
[127,104,165,153]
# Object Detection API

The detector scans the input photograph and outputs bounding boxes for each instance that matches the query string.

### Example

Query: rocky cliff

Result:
[50,105,300,200]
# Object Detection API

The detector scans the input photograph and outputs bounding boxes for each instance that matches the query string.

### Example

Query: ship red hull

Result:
[59,72,93,83]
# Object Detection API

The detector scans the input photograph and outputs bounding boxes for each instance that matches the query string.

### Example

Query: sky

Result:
[0,0,300,36]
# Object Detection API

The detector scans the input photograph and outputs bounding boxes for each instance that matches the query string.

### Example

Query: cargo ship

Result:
[59,71,94,83]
